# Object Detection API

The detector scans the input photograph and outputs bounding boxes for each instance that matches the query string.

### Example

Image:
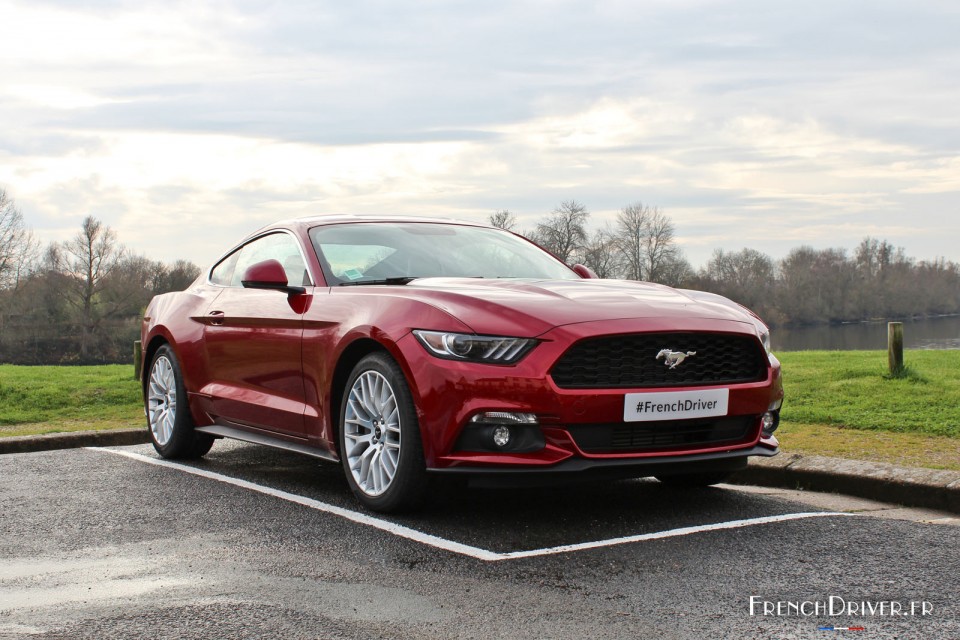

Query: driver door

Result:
[202,231,313,437]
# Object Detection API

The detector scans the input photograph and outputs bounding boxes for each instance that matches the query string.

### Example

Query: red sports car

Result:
[141,216,782,512]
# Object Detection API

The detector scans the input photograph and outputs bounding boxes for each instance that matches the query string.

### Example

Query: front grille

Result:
[567,416,757,453]
[550,332,766,389]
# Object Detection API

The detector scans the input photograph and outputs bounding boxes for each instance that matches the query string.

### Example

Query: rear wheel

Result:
[655,471,732,488]
[146,344,214,459]
[339,352,428,512]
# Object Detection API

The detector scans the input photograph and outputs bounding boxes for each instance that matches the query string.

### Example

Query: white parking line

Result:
[90,447,855,562]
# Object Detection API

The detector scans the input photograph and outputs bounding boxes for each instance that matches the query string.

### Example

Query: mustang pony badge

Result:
[656,348,697,369]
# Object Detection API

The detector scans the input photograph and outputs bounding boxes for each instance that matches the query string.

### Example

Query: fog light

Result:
[761,411,780,436]
[460,411,543,453]
[492,425,512,448]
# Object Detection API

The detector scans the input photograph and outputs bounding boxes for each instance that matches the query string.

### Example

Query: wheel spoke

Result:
[356,445,376,489]
[370,449,383,493]
[347,397,373,421]
[345,439,367,458]
[360,375,373,413]
[377,379,390,410]
[381,447,397,477]
[385,405,399,424]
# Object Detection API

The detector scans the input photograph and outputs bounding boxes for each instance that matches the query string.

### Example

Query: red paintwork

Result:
[141,215,783,473]
[241,259,288,286]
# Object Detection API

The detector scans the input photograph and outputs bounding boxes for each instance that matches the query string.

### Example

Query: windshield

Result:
[309,222,578,284]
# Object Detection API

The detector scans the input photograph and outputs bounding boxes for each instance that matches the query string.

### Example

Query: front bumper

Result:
[429,444,776,478]
[396,317,783,473]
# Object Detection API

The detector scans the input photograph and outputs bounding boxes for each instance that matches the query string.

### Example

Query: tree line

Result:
[2,188,959,364]
[494,200,960,328]
[0,190,199,364]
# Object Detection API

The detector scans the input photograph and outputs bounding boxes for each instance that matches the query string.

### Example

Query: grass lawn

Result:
[774,422,960,471]
[1,352,958,470]
[776,350,960,470]
[0,364,142,437]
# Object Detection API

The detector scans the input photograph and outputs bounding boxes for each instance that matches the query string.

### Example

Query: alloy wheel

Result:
[147,355,177,446]
[343,370,402,496]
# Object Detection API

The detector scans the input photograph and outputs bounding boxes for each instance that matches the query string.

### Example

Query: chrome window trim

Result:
[206,228,316,289]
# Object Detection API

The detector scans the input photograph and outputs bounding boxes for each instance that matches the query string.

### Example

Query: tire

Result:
[339,352,428,512]
[655,471,732,488]
[145,344,214,459]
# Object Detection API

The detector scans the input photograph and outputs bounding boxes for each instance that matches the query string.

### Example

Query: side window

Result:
[210,250,241,286]
[230,232,312,288]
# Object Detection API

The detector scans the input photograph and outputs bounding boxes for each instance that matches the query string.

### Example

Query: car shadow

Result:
[153,440,819,553]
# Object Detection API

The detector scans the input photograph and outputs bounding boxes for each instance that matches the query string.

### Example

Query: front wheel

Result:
[145,344,214,459]
[339,352,428,512]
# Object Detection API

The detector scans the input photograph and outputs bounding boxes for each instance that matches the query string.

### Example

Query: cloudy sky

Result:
[2,0,958,269]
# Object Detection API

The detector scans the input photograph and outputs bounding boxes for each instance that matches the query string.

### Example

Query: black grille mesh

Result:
[567,416,757,452]
[551,332,766,389]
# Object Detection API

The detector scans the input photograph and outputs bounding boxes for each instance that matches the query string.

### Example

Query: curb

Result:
[0,428,150,454]
[730,453,960,515]
[3,431,958,515]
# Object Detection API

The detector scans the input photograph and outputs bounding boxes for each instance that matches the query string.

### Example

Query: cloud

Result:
[0,0,958,270]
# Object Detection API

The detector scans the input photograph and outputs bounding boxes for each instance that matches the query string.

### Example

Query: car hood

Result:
[397,278,760,337]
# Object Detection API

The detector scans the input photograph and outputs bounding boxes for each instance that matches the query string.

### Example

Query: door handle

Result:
[208,310,225,326]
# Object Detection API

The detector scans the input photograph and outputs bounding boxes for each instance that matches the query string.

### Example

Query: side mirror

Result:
[572,263,599,279]
[241,259,306,295]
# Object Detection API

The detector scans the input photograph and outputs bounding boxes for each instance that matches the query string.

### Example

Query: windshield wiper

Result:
[338,277,419,287]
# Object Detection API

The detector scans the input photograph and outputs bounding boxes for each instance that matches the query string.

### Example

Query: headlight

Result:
[413,330,537,364]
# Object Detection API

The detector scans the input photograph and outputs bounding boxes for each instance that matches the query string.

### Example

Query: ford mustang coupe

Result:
[141,215,782,512]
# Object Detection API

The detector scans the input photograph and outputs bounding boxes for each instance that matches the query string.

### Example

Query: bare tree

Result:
[488,209,518,231]
[705,248,775,293]
[656,255,694,288]
[614,202,682,282]
[853,237,910,318]
[702,248,776,313]
[915,258,960,315]
[775,246,820,324]
[163,259,201,291]
[776,246,857,324]
[57,216,125,361]
[100,255,163,318]
[0,189,37,291]
[534,200,589,264]
[855,237,901,279]
[580,228,620,278]
[615,202,651,280]
[642,208,681,283]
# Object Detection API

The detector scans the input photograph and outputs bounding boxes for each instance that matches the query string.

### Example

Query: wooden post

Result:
[888,322,903,374]
[133,340,142,380]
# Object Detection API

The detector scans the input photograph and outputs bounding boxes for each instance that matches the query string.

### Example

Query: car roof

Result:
[253,214,493,238]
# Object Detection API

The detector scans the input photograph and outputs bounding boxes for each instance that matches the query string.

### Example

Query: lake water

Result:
[770,315,960,351]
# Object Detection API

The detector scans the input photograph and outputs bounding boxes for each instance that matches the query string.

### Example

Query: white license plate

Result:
[623,389,729,422]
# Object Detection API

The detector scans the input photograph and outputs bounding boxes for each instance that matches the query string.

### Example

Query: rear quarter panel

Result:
[142,286,223,425]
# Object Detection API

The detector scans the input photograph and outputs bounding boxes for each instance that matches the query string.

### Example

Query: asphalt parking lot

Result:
[2,441,958,639]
